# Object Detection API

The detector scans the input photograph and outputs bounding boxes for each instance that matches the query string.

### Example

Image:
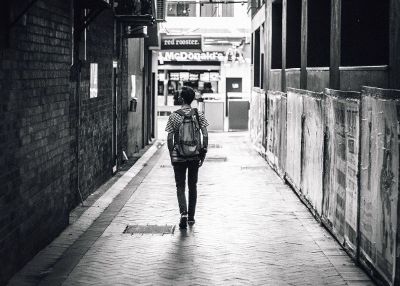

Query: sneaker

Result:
[188,217,195,226]
[179,213,188,229]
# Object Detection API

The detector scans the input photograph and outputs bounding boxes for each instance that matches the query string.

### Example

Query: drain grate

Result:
[205,156,227,162]
[241,166,267,170]
[208,143,222,149]
[160,164,172,168]
[123,224,175,235]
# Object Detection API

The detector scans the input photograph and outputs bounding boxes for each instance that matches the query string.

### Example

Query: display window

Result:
[158,70,220,105]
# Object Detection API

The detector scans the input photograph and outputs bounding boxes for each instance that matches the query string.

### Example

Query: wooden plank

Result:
[389,0,400,89]
[300,0,307,90]
[301,90,324,214]
[360,86,400,285]
[329,0,341,89]
[286,88,303,191]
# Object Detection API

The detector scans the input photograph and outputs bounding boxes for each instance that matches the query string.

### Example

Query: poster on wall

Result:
[90,63,98,98]
[130,75,136,98]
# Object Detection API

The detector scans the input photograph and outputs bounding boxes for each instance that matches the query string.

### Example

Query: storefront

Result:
[157,34,252,131]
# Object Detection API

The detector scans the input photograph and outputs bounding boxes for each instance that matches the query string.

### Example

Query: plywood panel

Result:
[266,91,287,177]
[250,89,266,152]
[301,91,324,214]
[360,86,400,285]
[286,88,303,190]
[323,89,361,256]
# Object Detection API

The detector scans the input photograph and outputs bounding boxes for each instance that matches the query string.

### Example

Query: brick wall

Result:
[0,1,129,284]
[78,9,120,198]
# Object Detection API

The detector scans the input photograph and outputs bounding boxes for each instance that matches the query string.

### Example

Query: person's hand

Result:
[198,159,204,167]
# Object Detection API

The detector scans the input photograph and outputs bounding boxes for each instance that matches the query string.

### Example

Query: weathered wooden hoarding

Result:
[301,91,324,215]
[286,88,324,214]
[323,89,361,257]
[249,89,266,153]
[266,91,287,177]
[286,89,303,191]
[360,86,400,285]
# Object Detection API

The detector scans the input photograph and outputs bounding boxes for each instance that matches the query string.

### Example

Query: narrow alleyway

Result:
[9,132,374,286]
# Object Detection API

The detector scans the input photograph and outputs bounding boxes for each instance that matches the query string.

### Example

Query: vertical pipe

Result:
[73,0,84,205]
[300,0,308,90]
[120,23,123,160]
[330,0,341,90]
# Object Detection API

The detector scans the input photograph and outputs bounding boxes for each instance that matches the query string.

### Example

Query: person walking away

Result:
[165,86,209,229]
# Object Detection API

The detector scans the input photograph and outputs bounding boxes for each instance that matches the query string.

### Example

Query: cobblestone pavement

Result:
[11,132,374,286]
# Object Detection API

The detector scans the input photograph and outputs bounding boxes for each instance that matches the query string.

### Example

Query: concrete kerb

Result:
[7,142,163,286]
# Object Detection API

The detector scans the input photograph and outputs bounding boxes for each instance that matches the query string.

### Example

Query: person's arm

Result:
[167,132,174,153]
[201,127,208,150]
[198,126,208,167]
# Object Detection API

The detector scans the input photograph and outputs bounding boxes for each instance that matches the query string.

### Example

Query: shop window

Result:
[200,3,233,17]
[222,3,234,17]
[307,0,330,67]
[167,2,196,17]
[253,28,261,87]
[201,3,218,17]
[341,0,389,66]
[271,2,282,69]
[286,0,301,68]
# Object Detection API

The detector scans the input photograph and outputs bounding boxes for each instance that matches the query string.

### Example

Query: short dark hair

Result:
[180,86,195,104]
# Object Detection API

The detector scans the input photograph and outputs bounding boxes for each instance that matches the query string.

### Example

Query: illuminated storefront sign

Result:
[158,51,224,64]
[161,35,202,50]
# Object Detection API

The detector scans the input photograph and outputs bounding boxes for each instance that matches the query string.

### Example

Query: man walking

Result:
[165,86,209,229]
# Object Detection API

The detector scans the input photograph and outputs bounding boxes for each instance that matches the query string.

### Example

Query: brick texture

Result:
[0,1,129,284]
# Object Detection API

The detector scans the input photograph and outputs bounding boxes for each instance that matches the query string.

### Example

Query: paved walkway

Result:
[10,132,374,286]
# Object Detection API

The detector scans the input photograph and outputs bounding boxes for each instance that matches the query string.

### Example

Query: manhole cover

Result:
[123,224,175,235]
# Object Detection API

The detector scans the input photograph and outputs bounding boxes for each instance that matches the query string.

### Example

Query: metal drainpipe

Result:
[119,22,124,164]
[74,0,84,205]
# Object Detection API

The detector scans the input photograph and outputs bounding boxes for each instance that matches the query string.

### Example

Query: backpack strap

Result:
[175,109,186,117]
[193,108,200,125]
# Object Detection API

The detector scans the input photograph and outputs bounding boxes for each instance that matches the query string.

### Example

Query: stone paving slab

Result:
[10,132,374,286]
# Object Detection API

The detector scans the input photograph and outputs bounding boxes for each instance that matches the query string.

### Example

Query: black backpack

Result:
[174,108,201,157]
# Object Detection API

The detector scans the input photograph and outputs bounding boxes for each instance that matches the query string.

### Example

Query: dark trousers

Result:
[173,160,199,218]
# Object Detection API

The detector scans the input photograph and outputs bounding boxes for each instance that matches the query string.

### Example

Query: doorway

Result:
[226,77,248,130]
